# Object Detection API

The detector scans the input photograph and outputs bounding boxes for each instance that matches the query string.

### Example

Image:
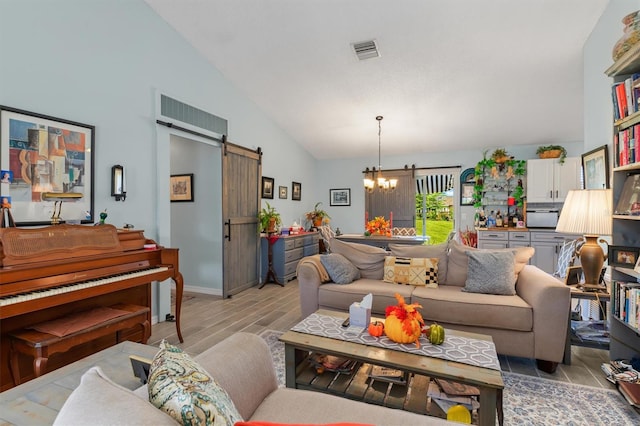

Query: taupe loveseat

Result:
[297,238,570,372]
[54,333,452,425]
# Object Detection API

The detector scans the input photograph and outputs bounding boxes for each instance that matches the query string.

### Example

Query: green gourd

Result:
[429,323,445,345]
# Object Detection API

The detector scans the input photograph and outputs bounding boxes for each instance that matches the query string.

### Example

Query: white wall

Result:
[584,0,640,154]
[0,0,317,234]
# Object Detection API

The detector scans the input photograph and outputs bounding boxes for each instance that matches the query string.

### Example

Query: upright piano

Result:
[0,224,183,390]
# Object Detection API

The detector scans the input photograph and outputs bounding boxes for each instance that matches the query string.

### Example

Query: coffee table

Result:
[280,310,503,426]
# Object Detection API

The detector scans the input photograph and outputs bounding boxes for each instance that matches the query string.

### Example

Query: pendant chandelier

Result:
[363,116,397,192]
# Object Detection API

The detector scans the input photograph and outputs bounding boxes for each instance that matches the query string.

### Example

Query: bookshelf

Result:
[607,42,640,361]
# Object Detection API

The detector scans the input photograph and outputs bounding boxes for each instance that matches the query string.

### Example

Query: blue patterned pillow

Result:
[148,340,243,426]
[320,253,361,284]
[463,250,517,295]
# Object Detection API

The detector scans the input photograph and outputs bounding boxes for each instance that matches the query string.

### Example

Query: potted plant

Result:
[491,148,510,163]
[536,145,567,163]
[258,202,281,233]
[305,202,330,227]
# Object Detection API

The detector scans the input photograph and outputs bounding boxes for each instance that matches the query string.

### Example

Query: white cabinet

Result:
[526,157,581,203]
[529,231,575,274]
[477,230,508,249]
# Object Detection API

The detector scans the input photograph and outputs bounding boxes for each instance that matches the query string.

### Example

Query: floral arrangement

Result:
[384,293,425,347]
[365,216,391,236]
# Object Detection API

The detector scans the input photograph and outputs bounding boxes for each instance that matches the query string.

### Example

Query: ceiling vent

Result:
[352,40,380,60]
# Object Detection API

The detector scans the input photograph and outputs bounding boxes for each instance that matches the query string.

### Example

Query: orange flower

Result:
[366,216,390,235]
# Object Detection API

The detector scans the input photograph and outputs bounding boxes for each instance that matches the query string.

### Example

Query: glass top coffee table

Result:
[280,309,504,426]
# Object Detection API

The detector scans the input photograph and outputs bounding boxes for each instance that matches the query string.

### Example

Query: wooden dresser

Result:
[261,233,319,284]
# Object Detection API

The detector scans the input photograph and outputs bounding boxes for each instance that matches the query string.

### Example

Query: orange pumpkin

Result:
[368,321,385,337]
[384,314,422,344]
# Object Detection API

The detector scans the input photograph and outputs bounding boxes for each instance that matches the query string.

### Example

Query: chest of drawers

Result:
[261,233,319,283]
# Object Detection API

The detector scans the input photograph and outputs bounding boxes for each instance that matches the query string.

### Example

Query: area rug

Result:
[259,330,639,425]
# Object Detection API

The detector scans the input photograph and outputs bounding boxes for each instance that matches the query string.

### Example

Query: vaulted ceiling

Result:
[145,0,610,160]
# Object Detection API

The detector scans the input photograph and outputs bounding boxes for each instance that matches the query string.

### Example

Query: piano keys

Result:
[0,224,184,390]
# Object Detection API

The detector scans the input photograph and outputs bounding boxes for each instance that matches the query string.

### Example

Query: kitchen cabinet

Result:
[477,230,531,250]
[477,230,508,249]
[526,157,581,203]
[477,229,575,274]
[529,231,576,274]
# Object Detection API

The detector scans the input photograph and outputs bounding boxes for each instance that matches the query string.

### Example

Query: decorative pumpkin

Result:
[429,323,445,345]
[384,293,424,347]
[368,321,385,337]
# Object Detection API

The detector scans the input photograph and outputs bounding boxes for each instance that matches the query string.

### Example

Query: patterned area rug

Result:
[259,330,639,425]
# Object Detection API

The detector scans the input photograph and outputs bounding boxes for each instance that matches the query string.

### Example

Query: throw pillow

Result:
[329,238,387,279]
[463,250,517,295]
[445,241,534,286]
[383,256,439,287]
[148,340,243,426]
[388,242,449,283]
[53,366,177,426]
[320,253,361,284]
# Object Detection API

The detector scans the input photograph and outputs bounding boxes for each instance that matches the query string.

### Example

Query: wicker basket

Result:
[538,149,562,159]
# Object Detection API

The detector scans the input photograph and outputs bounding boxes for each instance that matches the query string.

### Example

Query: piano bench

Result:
[9,303,150,386]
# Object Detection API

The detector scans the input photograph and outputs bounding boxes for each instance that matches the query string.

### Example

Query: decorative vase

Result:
[613,10,640,62]
[313,217,323,227]
[267,217,277,233]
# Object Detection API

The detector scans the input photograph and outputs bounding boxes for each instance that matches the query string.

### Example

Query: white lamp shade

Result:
[555,189,612,236]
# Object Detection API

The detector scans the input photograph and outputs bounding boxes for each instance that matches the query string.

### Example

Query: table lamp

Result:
[556,189,612,291]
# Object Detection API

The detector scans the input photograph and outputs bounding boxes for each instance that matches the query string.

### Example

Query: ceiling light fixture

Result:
[364,116,397,192]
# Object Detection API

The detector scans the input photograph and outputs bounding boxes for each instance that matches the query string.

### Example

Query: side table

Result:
[563,286,610,364]
[260,233,283,288]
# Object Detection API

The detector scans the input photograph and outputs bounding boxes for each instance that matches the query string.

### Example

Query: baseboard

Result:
[183,284,222,296]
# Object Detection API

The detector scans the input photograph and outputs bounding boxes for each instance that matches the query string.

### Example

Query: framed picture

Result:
[170,173,194,202]
[261,176,274,199]
[460,167,475,206]
[0,106,95,225]
[279,185,287,199]
[582,145,610,189]
[614,173,640,215]
[292,181,301,201]
[330,188,351,206]
[608,245,640,268]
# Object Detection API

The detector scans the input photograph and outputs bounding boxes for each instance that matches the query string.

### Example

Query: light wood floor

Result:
[150,279,614,390]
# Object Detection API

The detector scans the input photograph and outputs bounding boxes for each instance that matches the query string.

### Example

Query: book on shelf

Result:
[367,365,408,385]
[308,352,357,374]
[427,382,479,411]
[618,381,640,407]
[600,360,639,385]
[434,378,479,396]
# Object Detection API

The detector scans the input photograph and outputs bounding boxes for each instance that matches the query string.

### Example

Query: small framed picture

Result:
[279,185,287,199]
[330,188,351,206]
[609,245,640,268]
[1,170,13,184]
[582,144,610,189]
[261,176,274,199]
[170,174,194,202]
[292,181,301,201]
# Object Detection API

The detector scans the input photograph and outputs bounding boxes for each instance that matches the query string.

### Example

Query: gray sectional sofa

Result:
[297,238,571,372]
